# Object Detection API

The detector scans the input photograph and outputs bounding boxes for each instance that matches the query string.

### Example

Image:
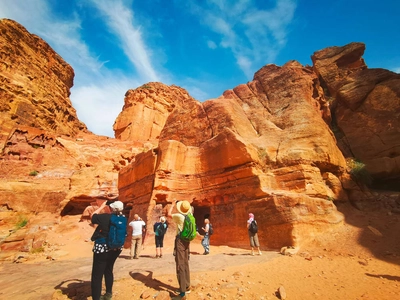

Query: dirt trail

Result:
[0,242,278,299]
[1,202,399,300]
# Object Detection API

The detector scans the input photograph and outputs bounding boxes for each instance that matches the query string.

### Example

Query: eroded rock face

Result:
[0,127,136,215]
[113,82,194,145]
[312,42,400,189]
[0,19,88,149]
[119,61,349,249]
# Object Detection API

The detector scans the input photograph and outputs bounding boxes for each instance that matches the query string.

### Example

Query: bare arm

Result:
[167,199,177,217]
[90,200,107,217]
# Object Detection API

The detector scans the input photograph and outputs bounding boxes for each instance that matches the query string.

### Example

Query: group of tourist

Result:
[88,199,261,300]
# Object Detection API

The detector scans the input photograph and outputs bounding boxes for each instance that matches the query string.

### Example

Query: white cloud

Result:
[88,0,161,82]
[207,40,217,49]
[72,75,138,137]
[184,0,297,79]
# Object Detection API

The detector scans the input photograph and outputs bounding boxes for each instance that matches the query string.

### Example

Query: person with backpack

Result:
[247,213,262,256]
[153,216,168,258]
[90,200,126,300]
[167,199,195,300]
[201,218,211,255]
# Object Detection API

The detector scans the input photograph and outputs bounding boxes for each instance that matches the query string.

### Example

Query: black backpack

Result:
[249,220,258,233]
[156,222,167,236]
[208,223,214,235]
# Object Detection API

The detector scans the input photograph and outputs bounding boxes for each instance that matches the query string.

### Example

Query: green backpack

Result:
[179,213,197,242]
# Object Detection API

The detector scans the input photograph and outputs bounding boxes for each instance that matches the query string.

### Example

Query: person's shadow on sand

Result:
[129,270,176,294]
[54,279,91,299]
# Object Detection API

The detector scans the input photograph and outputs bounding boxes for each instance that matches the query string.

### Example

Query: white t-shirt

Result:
[129,219,146,236]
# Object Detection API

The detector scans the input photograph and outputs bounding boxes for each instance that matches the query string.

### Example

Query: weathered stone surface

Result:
[119,61,349,249]
[113,82,194,144]
[0,127,136,214]
[0,19,88,150]
[312,42,400,188]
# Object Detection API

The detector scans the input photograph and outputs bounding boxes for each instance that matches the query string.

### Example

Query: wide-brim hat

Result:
[177,200,191,215]
[110,200,124,212]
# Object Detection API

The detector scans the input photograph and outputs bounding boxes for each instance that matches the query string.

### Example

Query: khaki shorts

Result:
[248,231,260,247]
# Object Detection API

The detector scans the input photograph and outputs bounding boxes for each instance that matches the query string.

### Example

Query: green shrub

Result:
[346,158,372,185]
[29,170,39,176]
[30,246,45,254]
[257,147,267,161]
[16,217,28,230]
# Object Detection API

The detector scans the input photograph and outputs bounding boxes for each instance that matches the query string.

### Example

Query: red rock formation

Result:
[312,42,400,189]
[119,61,349,249]
[0,127,136,214]
[0,19,88,150]
[113,82,194,145]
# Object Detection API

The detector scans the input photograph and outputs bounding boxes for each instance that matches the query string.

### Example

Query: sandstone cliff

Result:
[118,64,349,248]
[0,19,88,150]
[312,42,400,190]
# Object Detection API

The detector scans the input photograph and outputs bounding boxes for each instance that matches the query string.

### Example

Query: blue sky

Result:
[1,0,399,137]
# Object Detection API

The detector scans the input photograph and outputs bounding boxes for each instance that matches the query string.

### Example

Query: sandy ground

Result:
[1,202,399,300]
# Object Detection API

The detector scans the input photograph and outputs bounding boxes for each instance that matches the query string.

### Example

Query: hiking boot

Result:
[258,251,262,255]
[100,292,112,300]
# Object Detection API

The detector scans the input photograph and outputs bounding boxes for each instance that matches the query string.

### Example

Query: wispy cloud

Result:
[88,0,161,83]
[207,40,217,49]
[184,0,297,78]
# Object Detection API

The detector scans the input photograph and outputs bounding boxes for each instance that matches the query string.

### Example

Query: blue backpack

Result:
[107,214,127,249]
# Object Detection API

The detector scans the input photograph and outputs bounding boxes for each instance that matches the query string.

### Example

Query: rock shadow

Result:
[336,201,400,266]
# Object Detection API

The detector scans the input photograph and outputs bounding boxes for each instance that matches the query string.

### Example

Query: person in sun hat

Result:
[90,200,125,300]
[167,199,192,300]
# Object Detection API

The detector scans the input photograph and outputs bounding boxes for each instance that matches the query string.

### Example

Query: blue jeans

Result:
[201,234,210,253]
